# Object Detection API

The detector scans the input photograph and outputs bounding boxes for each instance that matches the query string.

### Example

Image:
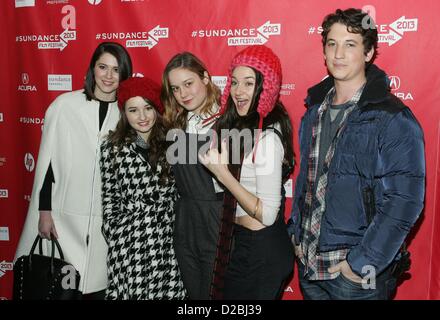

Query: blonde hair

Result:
[161,52,220,129]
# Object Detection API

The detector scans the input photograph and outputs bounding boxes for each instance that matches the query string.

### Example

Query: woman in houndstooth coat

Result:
[100,77,186,300]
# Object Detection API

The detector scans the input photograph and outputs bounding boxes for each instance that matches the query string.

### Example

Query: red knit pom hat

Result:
[216,45,282,162]
[219,45,282,123]
[117,77,164,114]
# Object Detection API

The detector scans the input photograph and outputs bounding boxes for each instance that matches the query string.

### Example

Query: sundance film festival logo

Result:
[211,76,227,93]
[20,116,45,132]
[362,5,418,46]
[192,21,281,46]
[15,5,76,51]
[20,117,44,125]
[48,74,72,91]
[18,73,37,92]
[47,0,70,4]
[378,18,418,46]
[0,261,13,279]
[15,0,35,8]
[24,153,35,172]
[0,189,8,198]
[0,227,10,242]
[0,113,3,122]
[280,83,295,96]
[95,25,169,50]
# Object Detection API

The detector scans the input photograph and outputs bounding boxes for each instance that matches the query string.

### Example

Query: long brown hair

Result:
[107,99,172,185]
[161,52,220,129]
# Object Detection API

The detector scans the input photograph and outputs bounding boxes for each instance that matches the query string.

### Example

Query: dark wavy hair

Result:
[107,99,172,185]
[321,8,378,65]
[83,42,133,101]
[216,68,294,182]
[161,52,220,129]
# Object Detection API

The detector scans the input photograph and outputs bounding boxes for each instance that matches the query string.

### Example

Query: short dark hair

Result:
[321,8,378,64]
[83,42,133,100]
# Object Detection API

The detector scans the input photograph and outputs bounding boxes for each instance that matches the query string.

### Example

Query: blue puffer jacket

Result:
[288,64,425,276]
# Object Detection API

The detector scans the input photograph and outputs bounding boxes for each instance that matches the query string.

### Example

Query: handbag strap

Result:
[38,236,43,255]
[28,235,65,274]
[50,235,64,260]
[29,235,40,255]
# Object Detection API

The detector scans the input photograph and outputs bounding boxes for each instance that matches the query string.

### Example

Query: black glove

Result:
[391,249,411,278]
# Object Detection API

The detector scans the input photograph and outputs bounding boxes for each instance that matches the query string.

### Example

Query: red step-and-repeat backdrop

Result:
[0,0,439,300]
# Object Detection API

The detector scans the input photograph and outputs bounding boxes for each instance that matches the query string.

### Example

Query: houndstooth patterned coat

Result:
[100,140,186,300]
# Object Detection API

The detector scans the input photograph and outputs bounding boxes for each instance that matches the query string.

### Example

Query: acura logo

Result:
[388,76,401,91]
[22,73,29,85]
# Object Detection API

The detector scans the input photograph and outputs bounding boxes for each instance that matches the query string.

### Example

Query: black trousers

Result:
[173,196,223,300]
[223,217,294,300]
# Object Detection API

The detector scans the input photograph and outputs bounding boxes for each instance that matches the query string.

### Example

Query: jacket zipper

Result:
[83,102,110,291]
[86,136,100,244]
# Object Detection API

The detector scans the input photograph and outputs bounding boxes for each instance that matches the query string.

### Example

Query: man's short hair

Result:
[321,8,378,64]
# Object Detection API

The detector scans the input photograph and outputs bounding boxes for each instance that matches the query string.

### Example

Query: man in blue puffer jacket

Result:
[288,8,425,300]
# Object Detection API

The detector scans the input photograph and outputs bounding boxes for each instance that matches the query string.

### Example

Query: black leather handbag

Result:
[13,235,81,300]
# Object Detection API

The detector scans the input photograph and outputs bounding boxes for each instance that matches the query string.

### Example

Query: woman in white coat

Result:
[14,42,133,299]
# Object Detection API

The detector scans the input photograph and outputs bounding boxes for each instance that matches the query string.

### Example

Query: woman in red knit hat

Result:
[100,76,186,300]
[199,45,295,299]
